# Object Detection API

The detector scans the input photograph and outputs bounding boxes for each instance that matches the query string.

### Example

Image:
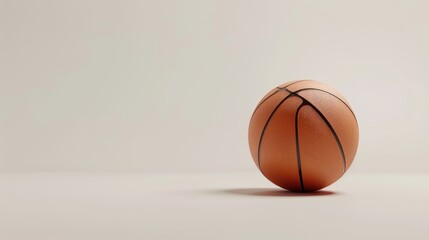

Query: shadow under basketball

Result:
[220,188,337,197]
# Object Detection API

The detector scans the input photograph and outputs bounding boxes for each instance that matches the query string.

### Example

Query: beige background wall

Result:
[1,0,428,173]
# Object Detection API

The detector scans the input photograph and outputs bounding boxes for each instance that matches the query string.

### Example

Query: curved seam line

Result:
[257,93,293,170]
[306,104,347,172]
[278,86,359,128]
[295,103,306,192]
[251,80,310,119]
[282,89,347,173]
[277,80,314,89]
[294,88,357,123]
[251,90,279,119]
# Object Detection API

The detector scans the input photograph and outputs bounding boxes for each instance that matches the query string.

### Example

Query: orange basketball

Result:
[248,80,359,192]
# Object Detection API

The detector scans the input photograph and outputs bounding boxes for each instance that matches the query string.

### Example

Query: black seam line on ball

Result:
[294,88,357,122]
[250,90,278,119]
[276,79,314,89]
[295,103,306,192]
[257,93,294,170]
[251,80,309,119]
[282,89,347,173]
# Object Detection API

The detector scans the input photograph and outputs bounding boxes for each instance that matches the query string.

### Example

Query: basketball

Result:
[248,80,359,192]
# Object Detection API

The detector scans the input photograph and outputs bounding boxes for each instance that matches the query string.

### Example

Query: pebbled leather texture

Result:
[248,80,359,192]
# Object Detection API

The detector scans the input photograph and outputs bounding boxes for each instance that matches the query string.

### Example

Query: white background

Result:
[2,0,428,174]
[1,1,429,239]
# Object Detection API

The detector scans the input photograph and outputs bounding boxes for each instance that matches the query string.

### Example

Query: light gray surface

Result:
[1,0,429,173]
[1,1,428,238]
[1,172,428,240]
